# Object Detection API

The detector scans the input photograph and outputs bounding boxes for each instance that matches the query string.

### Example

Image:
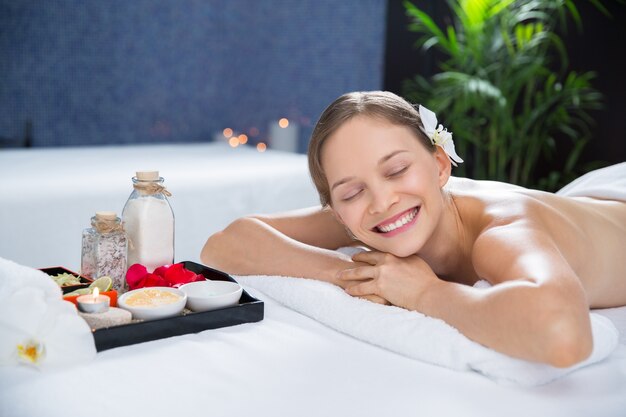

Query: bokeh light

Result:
[278,118,289,128]
[223,128,233,138]
[228,137,239,147]
[238,134,248,144]
[256,142,267,152]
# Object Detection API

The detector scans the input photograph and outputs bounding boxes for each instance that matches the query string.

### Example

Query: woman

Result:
[201,91,626,367]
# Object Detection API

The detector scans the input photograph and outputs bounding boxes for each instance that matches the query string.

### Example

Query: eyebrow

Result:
[330,150,409,191]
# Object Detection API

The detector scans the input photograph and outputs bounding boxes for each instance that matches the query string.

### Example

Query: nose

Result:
[368,183,399,215]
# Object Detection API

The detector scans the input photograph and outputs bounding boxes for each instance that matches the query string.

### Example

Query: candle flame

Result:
[93,287,100,300]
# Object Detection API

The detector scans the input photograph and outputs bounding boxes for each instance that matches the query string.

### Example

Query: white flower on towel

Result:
[0,258,97,369]
[418,105,464,167]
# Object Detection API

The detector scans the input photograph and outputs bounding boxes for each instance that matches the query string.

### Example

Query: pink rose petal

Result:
[126,263,206,290]
[143,273,168,288]
[126,264,148,290]
[153,264,171,277]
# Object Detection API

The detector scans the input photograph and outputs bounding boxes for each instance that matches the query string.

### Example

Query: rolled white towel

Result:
[236,274,618,386]
[0,257,61,301]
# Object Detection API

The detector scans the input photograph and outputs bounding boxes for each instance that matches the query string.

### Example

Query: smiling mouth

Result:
[373,207,420,233]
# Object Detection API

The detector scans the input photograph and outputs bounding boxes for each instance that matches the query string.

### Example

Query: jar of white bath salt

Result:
[122,171,174,273]
[81,211,128,291]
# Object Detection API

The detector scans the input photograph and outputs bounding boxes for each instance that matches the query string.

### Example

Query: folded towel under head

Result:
[237,275,618,386]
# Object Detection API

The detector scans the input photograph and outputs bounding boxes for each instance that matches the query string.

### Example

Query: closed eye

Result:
[387,166,408,178]
[341,188,363,202]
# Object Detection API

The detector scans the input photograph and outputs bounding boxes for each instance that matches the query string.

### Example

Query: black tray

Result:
[92,261,264,351]
[40,266,94,294]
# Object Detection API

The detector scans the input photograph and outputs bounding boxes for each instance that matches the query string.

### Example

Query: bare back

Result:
[448,177,626,308]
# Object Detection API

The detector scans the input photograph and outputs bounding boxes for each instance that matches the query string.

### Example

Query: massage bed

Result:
[0,143,320,269]
[0,145,625,417]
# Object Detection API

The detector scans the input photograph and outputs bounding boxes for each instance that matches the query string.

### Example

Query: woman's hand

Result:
[355,294,391,305]
[333,258,390,305]
[338,251,439,310]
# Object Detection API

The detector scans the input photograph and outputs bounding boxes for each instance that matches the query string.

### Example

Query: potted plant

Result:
[402,0,605,190]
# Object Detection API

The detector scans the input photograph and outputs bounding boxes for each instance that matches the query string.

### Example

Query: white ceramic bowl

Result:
[118,287,187,320]
[179,280,243,312]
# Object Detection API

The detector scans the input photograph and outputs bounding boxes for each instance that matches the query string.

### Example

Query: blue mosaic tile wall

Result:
[0,0,386,151]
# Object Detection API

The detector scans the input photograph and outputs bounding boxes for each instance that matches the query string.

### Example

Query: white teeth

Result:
[376,208,418,233]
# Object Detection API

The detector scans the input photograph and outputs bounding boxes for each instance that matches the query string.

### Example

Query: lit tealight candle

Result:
[77,287,110,314]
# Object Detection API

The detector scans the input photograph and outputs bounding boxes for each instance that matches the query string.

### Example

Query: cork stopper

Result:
[136,171,159,181]
[95,211,117,221]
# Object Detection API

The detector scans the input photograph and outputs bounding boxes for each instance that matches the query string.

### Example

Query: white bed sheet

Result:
[0,143,319,270]
[2,146,625,416]
[1,287,625,417]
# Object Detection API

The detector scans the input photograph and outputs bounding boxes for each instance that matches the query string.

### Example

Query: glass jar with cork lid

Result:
[81,211,128,291]
[122,171,175,272]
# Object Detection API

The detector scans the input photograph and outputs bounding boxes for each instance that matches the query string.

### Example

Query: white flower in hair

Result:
[418,105,464,167]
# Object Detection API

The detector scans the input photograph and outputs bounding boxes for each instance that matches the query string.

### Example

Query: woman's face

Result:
[322,116,450,257]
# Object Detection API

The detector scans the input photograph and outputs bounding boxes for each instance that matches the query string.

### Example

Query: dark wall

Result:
[565,0,626,166]
[0,0,387,150]
[384,0,626,167]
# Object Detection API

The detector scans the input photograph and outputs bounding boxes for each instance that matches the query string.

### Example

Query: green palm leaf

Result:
[402,0,606,190]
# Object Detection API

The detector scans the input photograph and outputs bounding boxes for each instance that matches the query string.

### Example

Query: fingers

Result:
[351,250,387,265]
[357,294,390,305]
[345,280,377,297]
[338,265,378,282]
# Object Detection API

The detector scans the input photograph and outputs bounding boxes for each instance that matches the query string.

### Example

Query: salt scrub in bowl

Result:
[179,280,243,312]
[118,287,186,320]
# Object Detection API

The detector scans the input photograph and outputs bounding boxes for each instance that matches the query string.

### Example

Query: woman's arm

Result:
[200,206,358,285]
[342,224,593,367]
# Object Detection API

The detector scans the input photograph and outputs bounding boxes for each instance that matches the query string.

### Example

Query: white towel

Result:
[556,162,626,201]
[0,257,61,302]
[236,163,626,385]
[0,257,96,369]
[237,275,618,386]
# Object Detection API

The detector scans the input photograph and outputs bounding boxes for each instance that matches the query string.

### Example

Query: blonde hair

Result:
[307,91,435,207]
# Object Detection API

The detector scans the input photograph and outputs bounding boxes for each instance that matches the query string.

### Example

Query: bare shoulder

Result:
[452,176,626,306]
[461,188,574,286]
[471,219,558,284]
